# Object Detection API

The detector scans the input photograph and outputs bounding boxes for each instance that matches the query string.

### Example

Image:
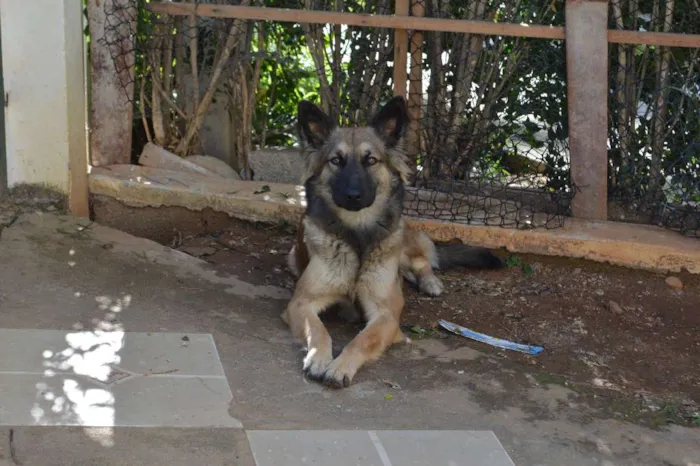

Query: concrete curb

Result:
[89,165,700,274]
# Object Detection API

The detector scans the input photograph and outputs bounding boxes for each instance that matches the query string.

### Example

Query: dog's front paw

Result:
[321,357,357,389]
[419,274,444,297]
[303,346,333,380]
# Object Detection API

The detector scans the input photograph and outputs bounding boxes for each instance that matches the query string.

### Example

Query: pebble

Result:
[594,289,605,296]
[608,300,623,315]
[665,276,683,290]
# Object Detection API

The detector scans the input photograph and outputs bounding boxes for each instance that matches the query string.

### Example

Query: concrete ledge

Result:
[89,165,305,225]
[411,218,699,274]
[89,165,700,274]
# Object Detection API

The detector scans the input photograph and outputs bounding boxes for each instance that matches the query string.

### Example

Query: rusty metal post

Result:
[393,0,409,98]
[565,0,609,220]
[406,0,424,176]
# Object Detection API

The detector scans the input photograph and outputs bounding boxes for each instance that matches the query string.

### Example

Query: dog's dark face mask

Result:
[329,155,377,211]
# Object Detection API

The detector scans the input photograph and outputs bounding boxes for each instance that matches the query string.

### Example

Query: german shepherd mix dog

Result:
[283,96,503,388]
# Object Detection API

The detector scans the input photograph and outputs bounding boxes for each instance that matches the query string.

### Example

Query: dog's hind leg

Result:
[400,229,444,297]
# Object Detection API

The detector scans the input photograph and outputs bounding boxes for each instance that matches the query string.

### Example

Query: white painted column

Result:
[1,0,87,202]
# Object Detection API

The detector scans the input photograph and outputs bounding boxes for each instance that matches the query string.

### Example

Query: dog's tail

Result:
[435,244,504,271]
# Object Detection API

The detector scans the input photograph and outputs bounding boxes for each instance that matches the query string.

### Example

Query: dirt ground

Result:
[0,184,65,229]
[170,216,700,430]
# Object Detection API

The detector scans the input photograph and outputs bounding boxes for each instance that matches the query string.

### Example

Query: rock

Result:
[185,155,241,180]
[179,246,217,257]
[0,212,18,228]
[139,142,218,178]
[608,300,623,315]
[248,148,305,184]
[665,276,683,290]
[594,289,605,296]
[573,267,582,275]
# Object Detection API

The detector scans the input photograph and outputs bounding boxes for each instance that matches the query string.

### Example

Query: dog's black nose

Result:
[345,189,362,202]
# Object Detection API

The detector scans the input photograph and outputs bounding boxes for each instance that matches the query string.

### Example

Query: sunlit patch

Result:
[51,396,66,414]
[592,378,618,390]
[69,249,76,256]
[63,378,115,426]
[84,427,115,448]
[52,330,126,382]
[28,296,129,436]
[30,405,45,422]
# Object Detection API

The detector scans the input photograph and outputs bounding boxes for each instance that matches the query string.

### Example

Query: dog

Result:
[282,95,503,388]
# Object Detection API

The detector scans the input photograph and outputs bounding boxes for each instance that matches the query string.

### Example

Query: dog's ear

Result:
[298,101,335,149]
[371,96,409,148]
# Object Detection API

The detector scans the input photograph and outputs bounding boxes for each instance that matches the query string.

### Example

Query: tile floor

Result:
[0,328,516,465]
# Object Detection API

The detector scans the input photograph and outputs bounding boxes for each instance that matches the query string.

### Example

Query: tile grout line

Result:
[0,370,227,380]
[486,431,517,466]
[367,431,393,466]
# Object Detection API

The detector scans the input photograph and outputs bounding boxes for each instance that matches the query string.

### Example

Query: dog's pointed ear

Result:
[298,100,335,149]
[371,96,409,148]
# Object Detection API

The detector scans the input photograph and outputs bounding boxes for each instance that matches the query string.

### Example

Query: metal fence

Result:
[403,0,570,230]
[608,0,700,237]
[95,0,700,238]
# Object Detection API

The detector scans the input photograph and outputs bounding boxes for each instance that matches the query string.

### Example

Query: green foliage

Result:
[506,254,534,275]
[252,21,317,147]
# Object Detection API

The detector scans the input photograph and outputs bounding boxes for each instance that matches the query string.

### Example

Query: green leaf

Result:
[506,255,522,268]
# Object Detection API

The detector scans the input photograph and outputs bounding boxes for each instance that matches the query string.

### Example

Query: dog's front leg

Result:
[283,292,340,380]
[322,275,407,388]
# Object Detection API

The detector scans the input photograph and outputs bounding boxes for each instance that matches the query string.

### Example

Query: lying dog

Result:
[283,96,503,388]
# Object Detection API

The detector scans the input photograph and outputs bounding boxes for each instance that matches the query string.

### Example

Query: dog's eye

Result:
[330,156,342,166]
[365,156,378,166]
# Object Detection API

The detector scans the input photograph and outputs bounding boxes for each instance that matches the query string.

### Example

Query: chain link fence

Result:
[403,0,571,229]
[608,0,700,238]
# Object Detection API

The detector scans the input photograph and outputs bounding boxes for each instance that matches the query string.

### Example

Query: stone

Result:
[139,142,217,178]
[608,300,623,315]
[665,276,683,290]
[248,148,305,184]
[185,155,241,180]
[0,211,18,228]
[180,245,218,257]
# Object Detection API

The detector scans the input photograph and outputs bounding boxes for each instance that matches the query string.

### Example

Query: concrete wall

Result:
[0,18,6,193]
[0,0,87,192]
